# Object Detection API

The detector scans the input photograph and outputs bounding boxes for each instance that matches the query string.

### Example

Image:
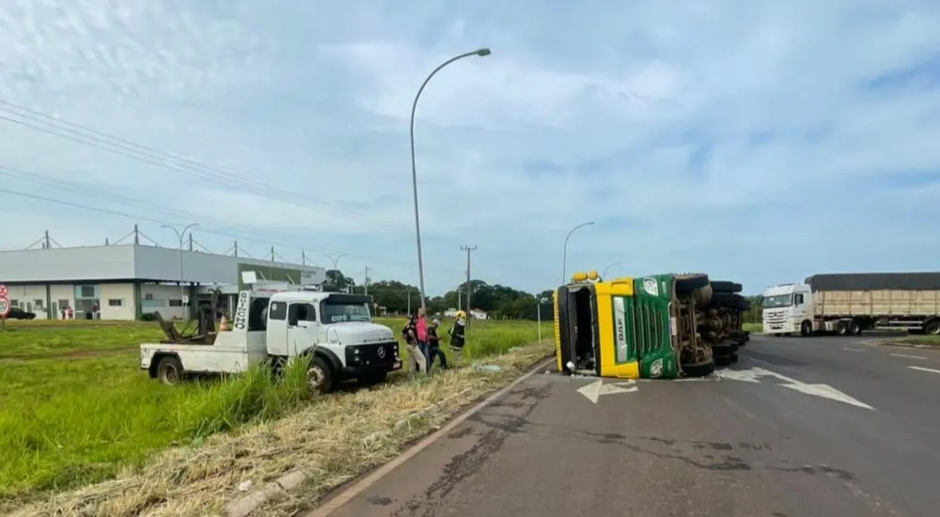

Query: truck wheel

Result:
[836,321,849,336]
[306,356,334,395]
[848,320,861,336]
[800,321,813,337]
[675,274,710,295]
[681,359,716,378]
[156,356,184,386]
[924,319,940,336]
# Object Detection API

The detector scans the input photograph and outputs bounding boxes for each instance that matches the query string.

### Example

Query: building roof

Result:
[0,244,326,286]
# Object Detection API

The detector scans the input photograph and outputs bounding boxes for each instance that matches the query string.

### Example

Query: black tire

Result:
[800,320,813,337]
[715,355,732,367]
[156,355,184,386]
[359,371,387,387]
[306,355,335,395]
[710,281,743,293]
[710,292,737,305]
[848,319,862,336]
[730,353,739,364]
[675,274,710,295]
[681,359,716,378]
[925,319,940,336]
[836,321,849,336]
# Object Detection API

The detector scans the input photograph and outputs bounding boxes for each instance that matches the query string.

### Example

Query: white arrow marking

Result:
[908,366,940,375]
[890,353,926,360]
[577,379,638,404]
[721,366,874,410]
[779,382,874,410]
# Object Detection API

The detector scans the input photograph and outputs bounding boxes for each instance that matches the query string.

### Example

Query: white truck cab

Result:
[761,283,814,336]
[140,288,401,393]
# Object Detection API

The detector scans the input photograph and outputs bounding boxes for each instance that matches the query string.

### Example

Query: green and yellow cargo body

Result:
[554,272,682,380]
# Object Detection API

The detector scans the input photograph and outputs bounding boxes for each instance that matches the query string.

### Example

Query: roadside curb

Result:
[224,354,555,517]
[873,340,940,350]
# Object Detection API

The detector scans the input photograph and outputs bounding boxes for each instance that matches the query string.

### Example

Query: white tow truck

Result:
[140,284,402,393]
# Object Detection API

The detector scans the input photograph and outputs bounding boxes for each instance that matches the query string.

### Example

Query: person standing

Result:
[448,310,467,352]
[426,318,448,371]
[415,307,430,372]
[401,314,426,375]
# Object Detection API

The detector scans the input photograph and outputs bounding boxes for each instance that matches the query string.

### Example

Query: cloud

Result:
[1,0,940,296]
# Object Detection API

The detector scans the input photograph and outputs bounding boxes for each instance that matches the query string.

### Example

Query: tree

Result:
[324,269,355,291]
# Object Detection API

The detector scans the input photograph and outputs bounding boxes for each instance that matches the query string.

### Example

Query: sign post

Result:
[0,285,10,331]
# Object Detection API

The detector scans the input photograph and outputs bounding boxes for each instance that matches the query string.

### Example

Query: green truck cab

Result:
[554,271,743,380]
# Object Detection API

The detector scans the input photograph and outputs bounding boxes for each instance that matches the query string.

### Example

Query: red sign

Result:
[0,285,7,298]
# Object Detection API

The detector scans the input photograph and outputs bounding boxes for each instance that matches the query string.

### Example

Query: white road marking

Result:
[908,366,940,375]
[890,353,927,360]
[576,379,638,404]
[843,348,865,353]
[720,365,874,410]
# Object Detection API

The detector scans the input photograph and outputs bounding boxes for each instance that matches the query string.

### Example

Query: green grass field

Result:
[742,322,762,333]
[895,334,940,346]
[0,317,543,500]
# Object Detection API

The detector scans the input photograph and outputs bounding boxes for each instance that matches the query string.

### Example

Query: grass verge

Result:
[887,334,940,347]
[742,323,762,333]
[4,341,553,516]
[0,318,546,510]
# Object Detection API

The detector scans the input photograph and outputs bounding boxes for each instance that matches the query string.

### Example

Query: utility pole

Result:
[364,266,370,296]
[407,289,412,315]
[461,245,477,329]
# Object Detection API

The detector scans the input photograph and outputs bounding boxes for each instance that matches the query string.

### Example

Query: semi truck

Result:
[140,285,402,394]
[553,271,750,380]
[762,272,940,337]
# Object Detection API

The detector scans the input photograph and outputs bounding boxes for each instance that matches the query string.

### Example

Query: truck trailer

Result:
[762,272,940,337]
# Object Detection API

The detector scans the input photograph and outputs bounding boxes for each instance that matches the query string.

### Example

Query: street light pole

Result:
[410,47,492,311]
[323,253,348,271]
[162,223,199,318]
[562,221,594,285]
[602,261,623,280]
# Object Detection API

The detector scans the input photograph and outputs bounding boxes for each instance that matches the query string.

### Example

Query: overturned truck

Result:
[554,271,750,380]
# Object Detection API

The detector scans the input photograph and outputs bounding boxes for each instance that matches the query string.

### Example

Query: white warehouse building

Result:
[0,244,326,321]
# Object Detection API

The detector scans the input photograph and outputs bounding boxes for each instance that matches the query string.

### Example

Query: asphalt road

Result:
[309,335,940,517]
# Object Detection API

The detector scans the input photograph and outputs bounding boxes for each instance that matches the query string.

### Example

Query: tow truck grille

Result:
[345,341,399,366]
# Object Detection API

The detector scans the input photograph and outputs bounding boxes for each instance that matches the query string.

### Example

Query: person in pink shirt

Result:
[415,307,429,372]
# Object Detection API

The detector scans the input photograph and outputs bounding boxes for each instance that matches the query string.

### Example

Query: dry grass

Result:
[3,341,553,517]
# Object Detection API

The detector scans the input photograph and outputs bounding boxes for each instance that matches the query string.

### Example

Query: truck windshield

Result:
[321,301,372,323]
[762,294,793,308]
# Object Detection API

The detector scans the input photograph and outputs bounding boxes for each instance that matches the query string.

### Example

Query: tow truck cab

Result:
[554,271,718,380]
[141,289,401,392]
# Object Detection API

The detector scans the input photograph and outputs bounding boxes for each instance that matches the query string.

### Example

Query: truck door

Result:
[287,302,319,356]
[266,301,290,356]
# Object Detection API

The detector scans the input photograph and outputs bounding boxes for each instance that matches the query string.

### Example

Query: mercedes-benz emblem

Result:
[377,347,386,358]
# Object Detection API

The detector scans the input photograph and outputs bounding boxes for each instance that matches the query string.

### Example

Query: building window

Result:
[33,299,44,310]
[108,299,123,307]
[144,293,154,300]
[9,299,19,308]
[142,298,166,309]
[168,299,183,307]
[75,285,98,299]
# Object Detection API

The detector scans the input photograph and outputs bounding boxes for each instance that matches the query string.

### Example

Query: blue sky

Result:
[1,0,939,296]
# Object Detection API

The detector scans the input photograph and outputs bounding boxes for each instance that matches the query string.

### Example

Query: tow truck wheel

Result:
[156,356,184,386]
[306,356,334,395]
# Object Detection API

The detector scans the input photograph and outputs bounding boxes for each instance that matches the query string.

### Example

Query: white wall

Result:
[0,246,135,282]
[99,283,136,320]
[141,283,188,320]
[5,284,49,319]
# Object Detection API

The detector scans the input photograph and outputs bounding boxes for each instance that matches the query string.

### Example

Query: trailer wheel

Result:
[848,319,861,336]
[681,359,716,378]
[800,321,813,337]
[836,321,849,336]
[924,319,940,336]
[156,356,184,386]
[306,356,334,395]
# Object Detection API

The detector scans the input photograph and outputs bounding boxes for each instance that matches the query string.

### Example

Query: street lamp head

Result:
[475,48,492,57]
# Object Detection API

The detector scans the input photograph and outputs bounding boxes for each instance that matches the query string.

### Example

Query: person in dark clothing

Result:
[448,311,466,352]
[426,319,448,371]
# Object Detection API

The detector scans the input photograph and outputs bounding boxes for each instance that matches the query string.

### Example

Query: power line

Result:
[0,102,403,232]
[0,183,466,275]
